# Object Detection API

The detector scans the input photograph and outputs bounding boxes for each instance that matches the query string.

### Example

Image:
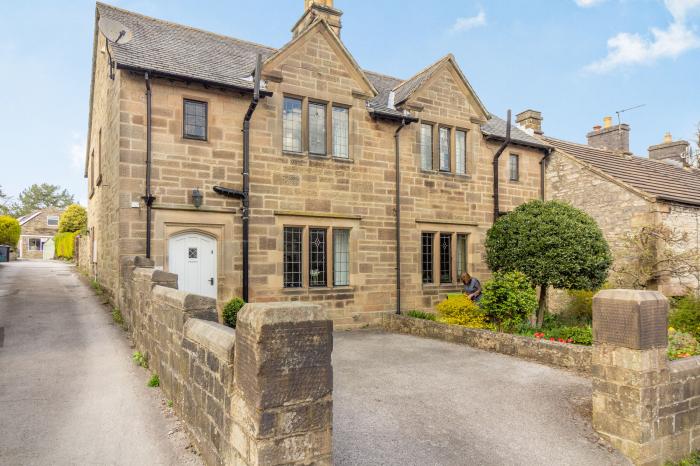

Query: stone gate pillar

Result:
[230,302,333,465]
[591,289,669,464]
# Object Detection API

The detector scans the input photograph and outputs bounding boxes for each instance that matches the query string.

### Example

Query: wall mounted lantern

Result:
[192,189,203,208]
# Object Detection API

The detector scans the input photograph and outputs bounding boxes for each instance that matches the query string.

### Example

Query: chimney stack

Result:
[516,110,543,135]
[587,116,630,153]
[293,0,342,38]
[648,132,690,167]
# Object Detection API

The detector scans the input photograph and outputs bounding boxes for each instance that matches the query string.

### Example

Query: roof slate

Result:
[481,115,551,149]
[544,136,700,207]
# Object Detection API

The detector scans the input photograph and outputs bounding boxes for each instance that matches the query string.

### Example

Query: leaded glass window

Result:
[183,99,207,140]
[309,102,327,155]
[309,228,327,287]
[332,106,349,158]
[283,227,302,288]
[188,247,198,259]
[440,233,451,283]
[333,229,350,286]
[439,127,450,171]
[421,233,434,284]
[283,97,303,152]
[456,234,468,278]
[456,130,467,174]
[420,124,433,170]
[509,154,520,181]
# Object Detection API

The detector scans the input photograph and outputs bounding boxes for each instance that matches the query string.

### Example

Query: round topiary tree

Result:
[58,204,87,233]
[0,215,20,247]
[485,200,612,327]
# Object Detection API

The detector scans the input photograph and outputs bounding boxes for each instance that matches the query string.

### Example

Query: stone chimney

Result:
[586,116,630,153]
[516,110,543,135]
[648,132,690,167]
[292,0,342,38]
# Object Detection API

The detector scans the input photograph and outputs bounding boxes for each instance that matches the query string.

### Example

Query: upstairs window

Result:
[47,216,59,227]
[421,232,434,284]
[283,97,303,152]
[439,127,451,172]
[332,106,349,158]
[183,99,207,140]
[455,130,467,174]
[420,124,433,170]
[509,154,520,181]
[309,102,327,155]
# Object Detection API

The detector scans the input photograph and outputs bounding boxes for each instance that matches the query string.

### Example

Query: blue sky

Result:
[1,0,699,205]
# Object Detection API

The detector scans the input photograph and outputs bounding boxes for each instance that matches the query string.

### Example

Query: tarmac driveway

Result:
[333,331,630,466]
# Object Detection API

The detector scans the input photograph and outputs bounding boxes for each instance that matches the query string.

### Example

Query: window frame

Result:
[28,238,42,251]
[438,127,451,172]
[182,99,208,141]
[308,101,328,156]
[331,105,350,159]
[509,153,520,181]
[308,228,328,287]
[421,232,434,284]
[47,216,59,227]
[456,234,468,278]
[439,233,452,284]
[283,226,304,288]
[333,228,350,286]
[282,96,304,153]
[455,129,467,175]
[420,123,434,171]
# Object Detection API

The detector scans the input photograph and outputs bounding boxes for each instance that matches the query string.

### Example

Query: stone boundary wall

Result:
[75,234,91,276]
[592,289,700,465]
[382,313,592,374]
[121,257,333,466]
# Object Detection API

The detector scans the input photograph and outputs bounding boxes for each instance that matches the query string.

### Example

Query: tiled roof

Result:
[544,136,700,207]
[481,115,551,150]
[97,3,276,91]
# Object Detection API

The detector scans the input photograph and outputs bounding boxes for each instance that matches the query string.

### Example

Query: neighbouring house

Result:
[17,208,64,259]
[520,110,700,296]
[86,0,549,326]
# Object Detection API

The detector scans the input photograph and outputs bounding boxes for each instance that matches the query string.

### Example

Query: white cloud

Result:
[68,132,86,171]
[451,8,486,33]
[575,0,606,7]
[585,1,700,73]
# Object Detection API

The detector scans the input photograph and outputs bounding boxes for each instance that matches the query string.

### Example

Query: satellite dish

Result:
[98,17,133,45]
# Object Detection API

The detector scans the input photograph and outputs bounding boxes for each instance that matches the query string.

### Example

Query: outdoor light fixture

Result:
[192,189,203,208]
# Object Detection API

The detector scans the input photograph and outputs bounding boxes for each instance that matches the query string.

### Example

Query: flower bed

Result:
[382,313,592,374]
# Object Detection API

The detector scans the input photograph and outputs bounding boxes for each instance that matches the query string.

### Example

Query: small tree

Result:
[10,183,74,217]
[480,271,538,331]
[486,200,612,327]
[613,225,700,291]
[0,215,20,247]
[58,204,87,233]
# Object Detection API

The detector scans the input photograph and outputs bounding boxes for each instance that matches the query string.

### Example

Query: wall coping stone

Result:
[670,356,700,377]
[184,318,236,362]
[152,285,217,320]
[133,267,178,285]
[238,302,327,330]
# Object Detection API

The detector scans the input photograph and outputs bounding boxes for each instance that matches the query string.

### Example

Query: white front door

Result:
[168,233,217,299]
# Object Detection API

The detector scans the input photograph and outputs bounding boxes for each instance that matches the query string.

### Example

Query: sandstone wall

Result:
[121,258,333,465]
[658,203,700,295]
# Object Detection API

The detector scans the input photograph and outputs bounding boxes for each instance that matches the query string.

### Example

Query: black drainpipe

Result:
[395,118,408,314]
[213,54,263,303]
[492,109,512,221]
[540,147,553,200]
[143,72,156,258]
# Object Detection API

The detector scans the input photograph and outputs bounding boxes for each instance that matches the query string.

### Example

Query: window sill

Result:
[281,286,355,293]
[419,169,472,181]
[283,150,307,157]
[182,135,209,143]
[422,283,462,290]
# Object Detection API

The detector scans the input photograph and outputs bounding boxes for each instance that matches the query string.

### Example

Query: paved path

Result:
[333,331,631,466]
[0,261,201,466]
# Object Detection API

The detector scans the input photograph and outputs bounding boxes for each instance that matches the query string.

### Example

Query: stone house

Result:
[86,1,549,326]
[518,110,700,296]
[17,208,64,259]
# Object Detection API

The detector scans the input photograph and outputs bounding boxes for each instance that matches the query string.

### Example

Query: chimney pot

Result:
[664,132,672,144]
[603,116,613,129]
[593,125,602,131]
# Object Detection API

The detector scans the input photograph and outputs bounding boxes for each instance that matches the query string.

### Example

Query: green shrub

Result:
[561,289,595,324]
[666,449,700,465]
[58,204,87,233]
[545,326,593,345]
[668,329,700,361]
[54,231,78,259]
[147,374,160,388]
[112,307,124,328]
[436,295,492,329]
[480,271,538,331]
[0,215,20,247]
[670,295,700,340]
[222,297,245,328]
[406,310,437,321]
[132,351,148,368]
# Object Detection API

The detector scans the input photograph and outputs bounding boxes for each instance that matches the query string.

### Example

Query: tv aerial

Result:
[98,17,133,80]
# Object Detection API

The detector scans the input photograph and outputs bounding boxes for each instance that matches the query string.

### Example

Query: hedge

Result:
[0,215,20,247]
[55,231,79,259]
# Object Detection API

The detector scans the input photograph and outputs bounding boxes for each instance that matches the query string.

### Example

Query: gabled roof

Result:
[544,136,700,207]
[18,212,41,226]
[481,115,552,150]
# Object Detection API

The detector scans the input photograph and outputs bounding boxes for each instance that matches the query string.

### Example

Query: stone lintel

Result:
[593,289,668,350]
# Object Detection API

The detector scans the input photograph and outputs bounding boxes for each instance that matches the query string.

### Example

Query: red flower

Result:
[550,337,555,341]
